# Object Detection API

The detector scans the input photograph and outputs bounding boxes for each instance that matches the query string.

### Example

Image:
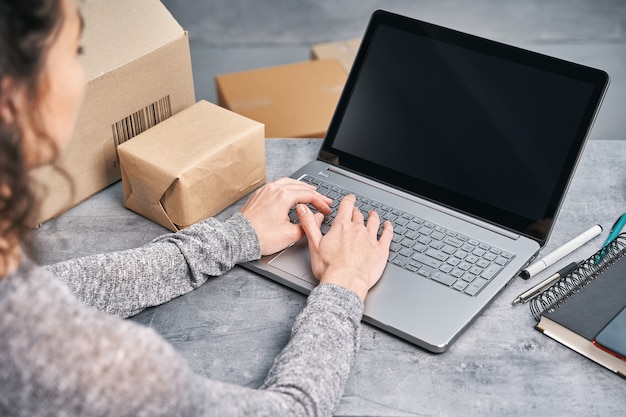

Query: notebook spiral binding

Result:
[530,233,626,321]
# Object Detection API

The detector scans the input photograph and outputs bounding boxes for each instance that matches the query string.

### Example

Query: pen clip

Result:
[595,213,626,264]
[608,213,626,239]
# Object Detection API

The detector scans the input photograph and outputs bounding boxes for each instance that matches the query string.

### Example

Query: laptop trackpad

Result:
[269,239,317,284]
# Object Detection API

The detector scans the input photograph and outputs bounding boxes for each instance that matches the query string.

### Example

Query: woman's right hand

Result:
[296,194,393,302]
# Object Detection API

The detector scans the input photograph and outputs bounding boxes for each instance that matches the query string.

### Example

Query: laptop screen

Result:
[320,10,608,243]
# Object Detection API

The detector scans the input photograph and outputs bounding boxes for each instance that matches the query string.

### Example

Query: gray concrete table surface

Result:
[34,139,626,416]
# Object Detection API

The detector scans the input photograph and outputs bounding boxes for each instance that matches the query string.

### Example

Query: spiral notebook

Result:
[532,233,626,378]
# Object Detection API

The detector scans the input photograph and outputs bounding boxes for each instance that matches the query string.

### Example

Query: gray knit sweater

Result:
[0,213,363,417]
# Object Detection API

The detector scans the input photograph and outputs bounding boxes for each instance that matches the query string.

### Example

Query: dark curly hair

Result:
[0,0,63,269]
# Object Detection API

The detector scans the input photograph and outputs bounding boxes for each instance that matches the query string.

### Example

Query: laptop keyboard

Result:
[291,175,515,297]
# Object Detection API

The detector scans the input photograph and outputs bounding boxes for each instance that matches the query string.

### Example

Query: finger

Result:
[352,205,364,224]
[267,178,318,198]
[297,204,323,248]
[279,186,332,214]
[306,194,333,215]
[271,178,333,213]
[366,210,381,234]
[275,177,321,194]
[314,212,325,228]
[378,220,394,247]
[334,194,356,223]
[274,177,312,187]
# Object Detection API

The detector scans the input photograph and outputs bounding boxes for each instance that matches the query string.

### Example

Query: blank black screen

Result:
[322,13,607,242]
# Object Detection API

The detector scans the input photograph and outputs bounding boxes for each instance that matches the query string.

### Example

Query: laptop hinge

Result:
[326,165,521,241]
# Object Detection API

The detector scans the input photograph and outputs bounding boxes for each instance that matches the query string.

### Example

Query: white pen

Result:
[520,224,602,280]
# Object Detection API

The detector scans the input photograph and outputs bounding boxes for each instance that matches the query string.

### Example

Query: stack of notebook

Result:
[532,234,626,378]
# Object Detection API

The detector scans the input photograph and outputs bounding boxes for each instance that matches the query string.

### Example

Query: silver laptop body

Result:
[243,10,609,352]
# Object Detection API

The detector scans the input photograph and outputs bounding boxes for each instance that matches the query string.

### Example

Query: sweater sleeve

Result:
[259,283,364,415]
[191,284,364,417]
[0,262,363,417]
[45,213,261,318]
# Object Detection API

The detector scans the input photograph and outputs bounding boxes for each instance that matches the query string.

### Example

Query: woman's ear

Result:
[0,77,20,125]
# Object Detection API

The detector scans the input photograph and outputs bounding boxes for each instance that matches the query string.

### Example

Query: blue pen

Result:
[595,213,626,264]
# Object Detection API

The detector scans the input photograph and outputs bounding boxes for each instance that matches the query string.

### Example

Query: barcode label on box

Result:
[112,95,172,146]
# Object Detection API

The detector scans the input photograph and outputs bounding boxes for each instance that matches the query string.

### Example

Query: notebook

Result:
[594,307,626,363]
[243,10,609,352]
[532,234,626,377]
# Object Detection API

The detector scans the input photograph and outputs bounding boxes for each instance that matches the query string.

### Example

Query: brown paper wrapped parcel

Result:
[118,100,265,231]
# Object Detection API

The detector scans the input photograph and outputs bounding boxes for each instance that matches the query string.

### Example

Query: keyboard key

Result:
[409,261,422,271]
[465,254,479,264]
[462,272,478,283]
[418,269,432,278]
[395,217,409,226]
[412,253,443,269]
[481,264,502,280]
[461,243,475,252]
[473,248,487,257]
[401,238,415,248]
[494,256,509,266]
[393,256,411,267]
[425,248,449,262]
[405,230,420,240]
[453,280,469,291]
[469,266,483,276]
[484,252,497,262]
[476,259,490,269]
[419,226,434,236]
[465,278,489,296]
[432,272,457,286]
[451,269,464,278]
[431,231,445,240]
[444,237,463,248]
[442,245,457,255]
[413,243,428,253]
[394,225,408,235]
[447,257,461,267]
[454,250,469,259]
[417,235,432,245]
[429,240,444,250]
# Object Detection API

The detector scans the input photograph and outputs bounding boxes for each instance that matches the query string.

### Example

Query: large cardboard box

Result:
[118,100,266,232]
[28,0,196,226]
[311,38,361,73]
[215,59,347,138]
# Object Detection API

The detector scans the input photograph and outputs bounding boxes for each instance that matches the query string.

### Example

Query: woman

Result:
[0,0,393,415]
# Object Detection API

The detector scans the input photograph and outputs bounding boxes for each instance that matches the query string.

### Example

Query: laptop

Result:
[243,10,609,352]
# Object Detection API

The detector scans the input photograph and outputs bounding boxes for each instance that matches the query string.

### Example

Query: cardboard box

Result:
[118,100,266,232]
[28,0,196,226]
[215,59,347,138]
[311,38,361,73]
